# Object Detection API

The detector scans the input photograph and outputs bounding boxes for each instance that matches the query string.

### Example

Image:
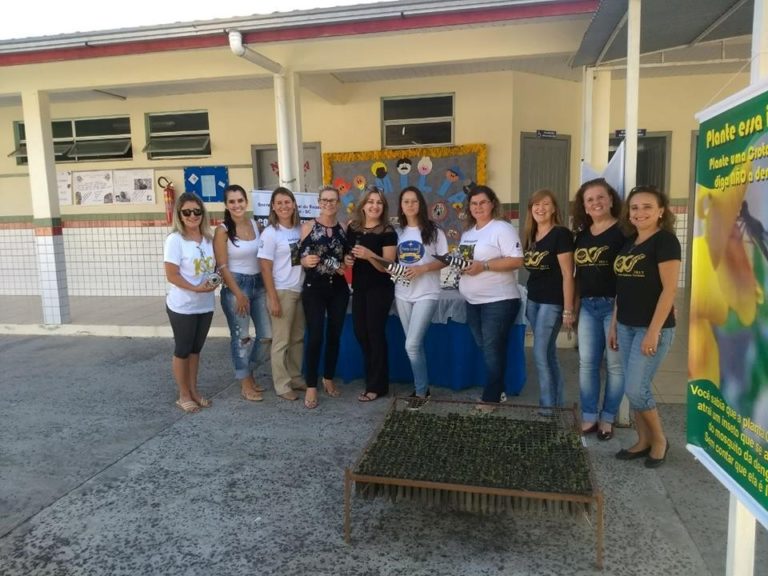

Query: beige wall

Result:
[0,67,753,218]
[609,72,750,200]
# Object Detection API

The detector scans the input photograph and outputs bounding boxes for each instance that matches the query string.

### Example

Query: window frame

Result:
[381,94,455,149]
[11,116,133,165]
[143,111,211,160]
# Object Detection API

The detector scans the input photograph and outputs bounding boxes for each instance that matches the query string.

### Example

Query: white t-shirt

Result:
[220,220,261,275]
[395,226,448,301]
[458,219,523,305]
[163,232,216,314]
[258,224,304,292]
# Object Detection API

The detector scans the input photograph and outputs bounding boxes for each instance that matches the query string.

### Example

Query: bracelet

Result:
[218,263,227,270]
[562,310,574,317]
[483,261,490,272]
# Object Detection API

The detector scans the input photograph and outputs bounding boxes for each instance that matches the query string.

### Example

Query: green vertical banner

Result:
[690,82,768,515]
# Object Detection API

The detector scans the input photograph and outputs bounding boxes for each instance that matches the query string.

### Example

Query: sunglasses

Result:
[180,208,203,217]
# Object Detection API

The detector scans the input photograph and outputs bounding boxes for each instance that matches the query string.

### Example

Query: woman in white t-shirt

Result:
[213,184,271,403]
[163,192,218,413]
[258,187,306,402]
[458,185,524,406]
[395,186,448,406]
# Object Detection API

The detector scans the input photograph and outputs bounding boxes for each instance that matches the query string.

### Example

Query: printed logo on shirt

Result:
[614,254,646,276]
[524,250,550,269]
[194,255,215,276]
[574,246,609,266]
[398,240,425,264]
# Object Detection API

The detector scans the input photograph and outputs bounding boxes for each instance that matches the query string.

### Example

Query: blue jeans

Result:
[526,300,565,408]
[578,297,624,424]
[396,298,437,397]
[220,273,271,379]
[466,298,521,403]
[617,323,675,411]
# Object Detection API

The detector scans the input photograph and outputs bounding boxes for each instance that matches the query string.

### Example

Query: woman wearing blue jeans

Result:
[213,185,271,402]
[609,185,680,468]
[522,189,574,410]
[394,186,448,407]
[458,186,524,406]
[572,178,625,439]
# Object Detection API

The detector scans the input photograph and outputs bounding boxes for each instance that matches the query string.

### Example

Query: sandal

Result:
[195,397,212,408]
[241,389,263,402]
[323,379,341,398]
[175,400,200,413]
[357,392,379,403]
[304,390,319,410]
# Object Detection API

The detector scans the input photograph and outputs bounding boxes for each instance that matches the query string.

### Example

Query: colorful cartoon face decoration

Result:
[447,228,459,240]
[371,161,388,179]
[396,158,413,175]
[462,179,477,195]
[417,156,433,176]
[347,202,356,214]
[332,177,351,196]
[446,165,464,182]
[353,175,367,191]
[431,201,448,222]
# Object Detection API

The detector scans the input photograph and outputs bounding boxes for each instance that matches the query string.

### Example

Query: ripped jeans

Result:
[220,272,271,379]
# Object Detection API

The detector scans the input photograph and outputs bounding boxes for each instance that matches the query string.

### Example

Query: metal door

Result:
[519,132,571,283]
[251,142,322,193]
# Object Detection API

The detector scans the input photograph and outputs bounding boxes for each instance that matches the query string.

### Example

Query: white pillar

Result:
[581,66,594,166]
[726,493,756,576]
[624,0,640,192]
[22,89,70,324]
[752,0,768,83]
[273,70,305,192]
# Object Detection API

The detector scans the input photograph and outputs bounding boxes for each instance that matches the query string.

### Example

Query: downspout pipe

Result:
[228,30,284,75]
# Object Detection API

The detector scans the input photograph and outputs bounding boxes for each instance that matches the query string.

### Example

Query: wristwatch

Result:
[483,261,490,272]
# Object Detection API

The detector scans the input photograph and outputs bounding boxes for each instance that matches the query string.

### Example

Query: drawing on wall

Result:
[323,144,486,252]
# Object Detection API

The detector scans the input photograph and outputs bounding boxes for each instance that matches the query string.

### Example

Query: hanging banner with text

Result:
[690,81,768,512]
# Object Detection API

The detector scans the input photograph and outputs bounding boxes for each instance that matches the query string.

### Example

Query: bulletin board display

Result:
[322,144,486,250]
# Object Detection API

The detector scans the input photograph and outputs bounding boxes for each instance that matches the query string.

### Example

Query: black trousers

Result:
[166,307,213,358]
[302,275,350,389]
[352,283,394,396]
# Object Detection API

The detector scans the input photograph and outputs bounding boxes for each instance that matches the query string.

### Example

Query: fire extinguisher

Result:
[158,176,175,224]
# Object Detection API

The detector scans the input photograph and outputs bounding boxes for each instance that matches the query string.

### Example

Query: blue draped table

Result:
[326,289,527,395]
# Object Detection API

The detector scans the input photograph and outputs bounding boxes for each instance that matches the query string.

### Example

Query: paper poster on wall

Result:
[184,166,228,202]
[73,170,113,205]
[323,144,486,252]
[57,171,72,206]
[251,189,319,228]
[113,169,155,204]
[689,79,768,516]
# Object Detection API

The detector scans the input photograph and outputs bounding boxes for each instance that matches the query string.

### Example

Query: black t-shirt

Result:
[347,225,398,291]
[614,229,681,327]
[524,226,574,305]
[574,223,626,298]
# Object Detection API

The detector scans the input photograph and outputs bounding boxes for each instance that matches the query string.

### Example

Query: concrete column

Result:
[22,89,70,324]
[273,70,305,193]
[590,69,612,172]
[624,0,640,192]
[752,0,768,83]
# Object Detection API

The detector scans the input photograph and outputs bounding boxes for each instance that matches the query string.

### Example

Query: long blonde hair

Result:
[350,186,389,233]
[523,189,561,251]
[170,192,213,241]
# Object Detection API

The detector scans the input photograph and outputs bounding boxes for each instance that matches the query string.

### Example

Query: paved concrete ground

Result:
[1,333,767,575]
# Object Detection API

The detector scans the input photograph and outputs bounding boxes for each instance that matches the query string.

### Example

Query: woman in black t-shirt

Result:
[523,189,575,409]
[572,178,625,440]
[609,186,680,468]
[344,186,398,402]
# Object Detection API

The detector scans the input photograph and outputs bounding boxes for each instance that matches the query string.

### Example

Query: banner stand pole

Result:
[726,493,756,576]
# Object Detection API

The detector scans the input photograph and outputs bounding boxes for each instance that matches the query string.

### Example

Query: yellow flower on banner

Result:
[689,317,721,384]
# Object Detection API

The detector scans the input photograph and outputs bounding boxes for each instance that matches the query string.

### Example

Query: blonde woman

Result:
[163,192,218,413]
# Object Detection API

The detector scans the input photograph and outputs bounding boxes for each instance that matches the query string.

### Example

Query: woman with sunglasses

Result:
[344,185,398,402]
[258,187,307,401]
[395,186,447,407]
[609,185,680,468]
[163,193,218,413]
[213,184,271,403]
[298,185,350,409]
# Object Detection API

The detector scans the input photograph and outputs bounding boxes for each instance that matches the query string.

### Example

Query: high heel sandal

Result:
[323,378,341,398]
